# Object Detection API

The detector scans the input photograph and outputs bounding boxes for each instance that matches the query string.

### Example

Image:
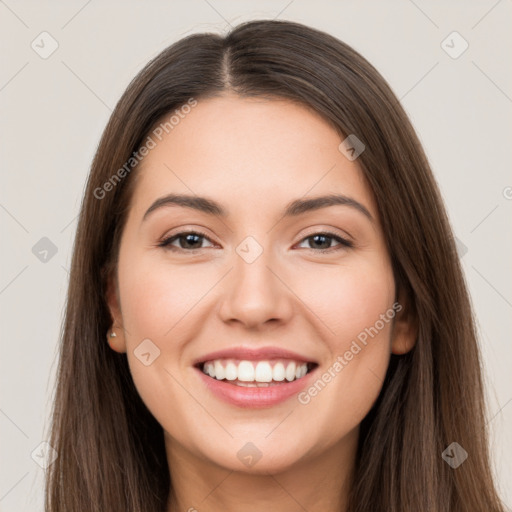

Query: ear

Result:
[105,270,127,354]
[390,289,418,355]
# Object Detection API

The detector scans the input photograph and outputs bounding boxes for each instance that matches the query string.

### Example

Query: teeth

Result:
[272,362,285,381]
[201,359,310,383]
[296,364,305,379]
[255,362,273,382]
[286,362,296,381]
[225,362,237,381]
[238,361,255,382]
[214,360,225,380]
[235,381,277,387]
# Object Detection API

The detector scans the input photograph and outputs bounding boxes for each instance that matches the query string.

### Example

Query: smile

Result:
[194,357,319,408]
[199,358,316,387]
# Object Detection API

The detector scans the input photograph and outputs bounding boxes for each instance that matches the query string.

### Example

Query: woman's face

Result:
[107,94,414,474]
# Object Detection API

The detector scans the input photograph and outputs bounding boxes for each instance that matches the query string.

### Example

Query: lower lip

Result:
[195,366,317,408]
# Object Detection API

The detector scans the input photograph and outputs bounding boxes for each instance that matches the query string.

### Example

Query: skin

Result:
[106,94,416,512]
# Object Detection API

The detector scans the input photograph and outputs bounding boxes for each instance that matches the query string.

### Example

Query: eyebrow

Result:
[142,193,373,223]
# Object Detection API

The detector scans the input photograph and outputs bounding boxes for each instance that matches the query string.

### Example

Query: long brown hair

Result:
[45,19,505,511]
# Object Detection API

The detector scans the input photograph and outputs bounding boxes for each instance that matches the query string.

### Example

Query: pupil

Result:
[312,234,329,249]
[183,234,201,248]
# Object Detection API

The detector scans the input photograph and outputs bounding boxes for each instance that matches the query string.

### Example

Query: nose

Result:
[218,247,294,329]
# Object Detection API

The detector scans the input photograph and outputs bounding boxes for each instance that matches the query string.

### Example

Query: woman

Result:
[44,19,505,511]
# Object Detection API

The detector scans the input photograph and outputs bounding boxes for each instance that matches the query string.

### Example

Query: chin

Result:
[198,438,313,475]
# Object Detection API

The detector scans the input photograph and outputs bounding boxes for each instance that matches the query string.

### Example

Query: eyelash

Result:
[157,230,354,253]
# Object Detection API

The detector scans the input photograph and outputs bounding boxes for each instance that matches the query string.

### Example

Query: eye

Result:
[158,230,353,253]
[158,230,215,252]
[296,232,353,252]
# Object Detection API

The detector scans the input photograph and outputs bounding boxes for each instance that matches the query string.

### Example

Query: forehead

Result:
[129,94,378,221]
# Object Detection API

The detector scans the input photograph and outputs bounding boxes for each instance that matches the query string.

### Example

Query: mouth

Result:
[194,358,319,387]
[192,347,320,408]
[193,357,319,408]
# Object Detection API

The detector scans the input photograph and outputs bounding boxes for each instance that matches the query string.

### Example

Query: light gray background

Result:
[1,1,511,510]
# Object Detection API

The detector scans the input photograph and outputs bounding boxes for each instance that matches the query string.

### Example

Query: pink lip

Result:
[192,346,317,366]
[194,366,318,409]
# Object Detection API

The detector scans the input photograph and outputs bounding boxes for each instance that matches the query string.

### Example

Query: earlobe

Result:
[391,314,417,355]
[105,272,127,353]
[390,292,418,355]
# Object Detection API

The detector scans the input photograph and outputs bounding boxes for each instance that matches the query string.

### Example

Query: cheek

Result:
[304,334,391,442]
[116,256,205,431]
[293,258,395,342]
[118,256,210,339]
[294,261,395,419]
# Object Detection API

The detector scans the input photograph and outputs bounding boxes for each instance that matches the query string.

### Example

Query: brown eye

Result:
[159,231,214,251]
[158,230,353,254]
[296,232,353,252]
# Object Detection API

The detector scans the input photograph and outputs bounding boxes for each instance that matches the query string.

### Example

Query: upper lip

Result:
[193,346,318,366]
